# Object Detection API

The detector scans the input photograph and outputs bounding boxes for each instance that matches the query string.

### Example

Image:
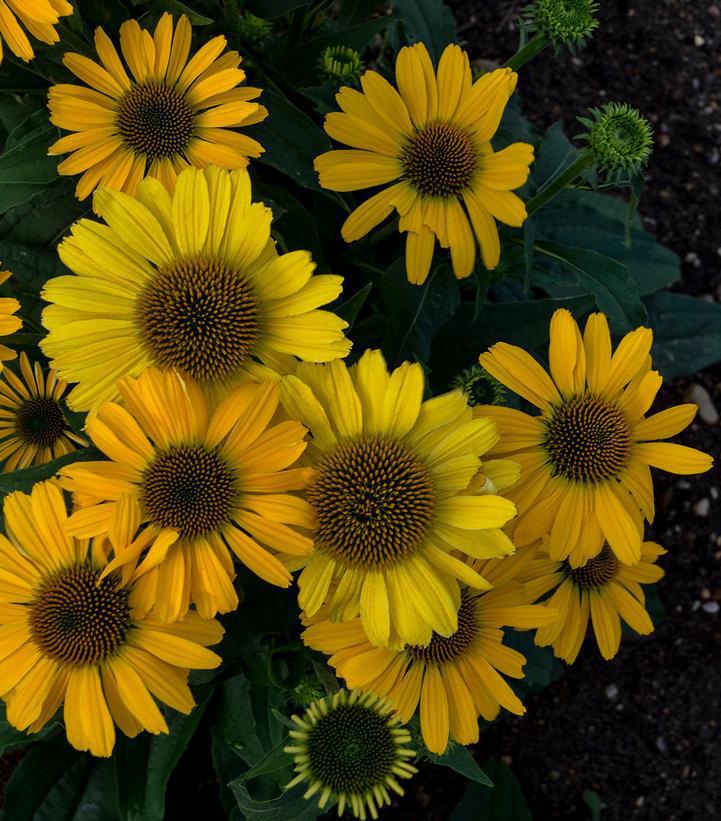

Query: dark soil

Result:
[391,1,721,819]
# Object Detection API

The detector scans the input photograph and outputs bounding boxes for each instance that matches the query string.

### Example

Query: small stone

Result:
[656,736,667,752]
[710,4,721,16]
[694,34,706,46]
[678,480,692,490]
[684,251,701,267]
[702,601,720,614]
[635,796,646,808]
[686,383,719,425]
[604,683,619,700]
[693,498,711,517]
[712,487,719,500]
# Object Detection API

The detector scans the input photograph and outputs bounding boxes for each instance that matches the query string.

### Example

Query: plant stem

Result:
[504,32,548,71]
[526,152,595,216]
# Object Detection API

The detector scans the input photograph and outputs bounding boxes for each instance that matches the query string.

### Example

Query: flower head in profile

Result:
[280,349,518,649]
[523,538,665,663]
[285,689,417,819]
[315,42,534,284]
[0,481,222,758]
[60,368,315,623]
[0,270,20,371]
[303,548,557,754]
[41,166,350,411]
[48,14,268,200]
[0,0,72,64]
[477,309,713,567]
[0,352,86,471]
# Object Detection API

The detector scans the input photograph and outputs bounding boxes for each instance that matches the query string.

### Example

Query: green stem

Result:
[503,32,548,71]
[526,152,595,216]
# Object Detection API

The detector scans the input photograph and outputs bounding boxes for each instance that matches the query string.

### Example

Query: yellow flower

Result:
[523,539,665,663]
[280,349,518,649]
[48,13,268,200]
[285,689,417,820]
[0,270,21,370]
[302,549,557,754]
[60,367,316,622]
[41,166,350,411]
[0,480,222,758]
[478,308,713,567]
[0,0,71,64]
[0,352,86,471]
[314,42,533,284]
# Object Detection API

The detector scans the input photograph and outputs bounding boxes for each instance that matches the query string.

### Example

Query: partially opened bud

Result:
[318,45,364,86]
[526,0,599,52]
[578,102,654,178]
[451,365,507,407]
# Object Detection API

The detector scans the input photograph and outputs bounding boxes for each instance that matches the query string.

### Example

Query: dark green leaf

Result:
[428,742,493,787]
[449,758,531,821]
[503,631,564,696]
[538,242,647,333]
[583,788,603,821]
[338,0,383,26]
[257,182,325,266]
[229,782,322,820]
[0,110,59,214]
[644,291,721,379]
[532,122,580,189]
[395,0,456,64]
[129,0,212,25]
[246,90,331,193]
[336,281,372,327]
[244,0,310,17]
[380,260,460,365]
[0,703,58,756]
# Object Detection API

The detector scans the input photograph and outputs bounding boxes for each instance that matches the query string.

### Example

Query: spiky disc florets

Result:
[451,365,506,407]
[319,45,364,86]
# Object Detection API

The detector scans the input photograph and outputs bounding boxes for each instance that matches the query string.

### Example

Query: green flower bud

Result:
[318,45,364,86]
[292,677,325,708]
[451,365,506,407]
[237,12,272,45]
[527,0,599,52]
[577,102,654,177]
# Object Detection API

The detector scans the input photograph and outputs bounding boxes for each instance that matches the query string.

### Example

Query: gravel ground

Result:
[391,1,721,818]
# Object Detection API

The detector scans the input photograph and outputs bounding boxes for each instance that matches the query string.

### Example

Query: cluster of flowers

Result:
[0,7,712,819]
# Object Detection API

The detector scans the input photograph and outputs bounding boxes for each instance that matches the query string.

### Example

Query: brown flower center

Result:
[15,397,66,447]
[406,590,478,664]
[29,565,131,666]
[137,257,259,382]
[544,394,632,483]
[117,82,194,159]
[307,436,435,568]
[402,123,477,197]
[567,545,620,589]
[139,445,238,540]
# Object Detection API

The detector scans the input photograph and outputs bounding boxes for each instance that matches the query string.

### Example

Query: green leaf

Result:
[229,782,323,820]
[338,0,383,26]
[380,259,460,365]
[244,0,310,17]
[2,735,121,821]
[583,788,603,821]
[537,242,647,333]
[503,631,564,696]
[644,291,721,379]
[429,295,595,391]
[129,0,212,25]
[336,281,372,327]
[0,703,58,756]
[257,182,325,266]
[0,109,59,214]
[533,122,580,189]
[449,758,531,821]
[0,448,101,498]
[428,742,493,787]
[246,90,331,193]
[395,0,457,64]
[535,191,681,296]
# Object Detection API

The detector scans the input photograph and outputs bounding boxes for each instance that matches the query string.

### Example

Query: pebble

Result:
[694,34,706,46]
[605,683,619,700]
[694,498,711,516]
[687,383,719,424]
[710,4,721,16]
[656,736,668,752]
[702,601,720,614]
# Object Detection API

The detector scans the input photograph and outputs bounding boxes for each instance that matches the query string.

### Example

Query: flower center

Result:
[406,589,478,664]
[543,394,632,483]
[29,565,131,666]
[139,445,238,540]
[117,82,194,159]
[306,704,397,794]
[567,545,619,589]
[402,123,477,197]
[14,397,67,447]
[307,436,436,568]
[137,257,259,383]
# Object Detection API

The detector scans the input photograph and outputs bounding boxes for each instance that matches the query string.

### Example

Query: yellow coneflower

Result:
[315,42,533,284]
[41,166,350,411]
[0,480,223,758]
[478,308,713,567]
[0,270,21,371]
[522,539,665,663]
[302,548,557,754]
[285,689,417,820]
[280,349,519,649]
[0,352,86,471]
[60,367,315,623]
[48,13,268,200]
[0,0,72,64]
